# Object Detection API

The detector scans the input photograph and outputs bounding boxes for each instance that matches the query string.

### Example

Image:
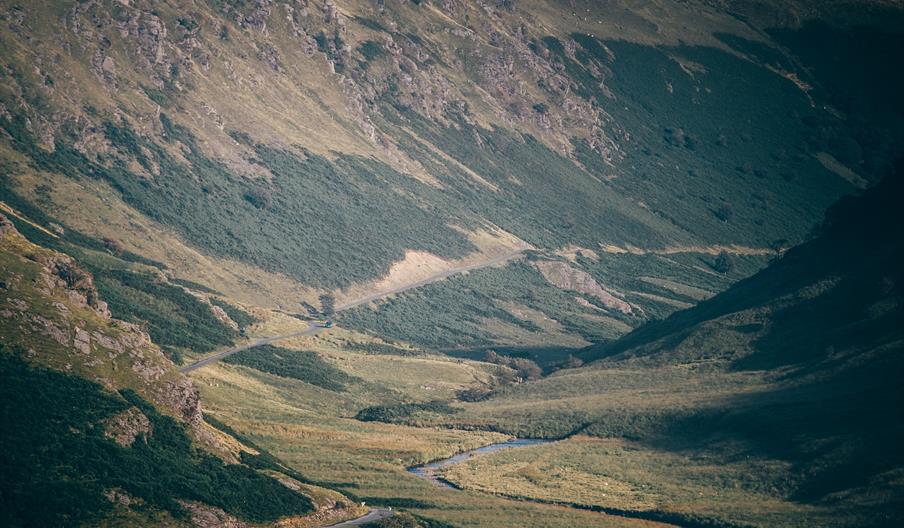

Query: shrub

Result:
[223,345,356,391]
[244,186,272,210]
[0,353,313,525]
[354,401,458,423]
[482,350,542,381]
[713,203,733,222]
[319,293,336,317]
[712,251,734,274]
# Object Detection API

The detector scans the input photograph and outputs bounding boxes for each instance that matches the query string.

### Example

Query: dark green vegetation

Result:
[340,251,764,362]
[341,260,627,351]
[355,400,459,423]
[443,161,904,526]
[210,297,258,329]
[566,35,855,243]
[573,250,766,320]
[0,351,313,527]
[362,512,455,528]
[767,21,904,177]
[346,341,425,357]
[93,268,237,363]
[223,344,357,391]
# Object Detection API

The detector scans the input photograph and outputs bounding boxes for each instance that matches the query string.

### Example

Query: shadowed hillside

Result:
[419,160,904,526]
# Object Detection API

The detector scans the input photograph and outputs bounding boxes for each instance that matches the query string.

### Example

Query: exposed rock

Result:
[160,377,205,429]
[74,326,92,354]
[210,303,239,331]
[104,406,152,447]
[534,260,637,315]
[178,501,248,528]
[31,314,70,347]
[0,214,15,236]
[104,488,144,507]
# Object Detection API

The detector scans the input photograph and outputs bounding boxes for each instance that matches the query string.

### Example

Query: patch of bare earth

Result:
[334,226,531,308]
[533,260,638,316]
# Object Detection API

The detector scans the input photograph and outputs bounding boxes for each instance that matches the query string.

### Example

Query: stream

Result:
[407,438,552,489]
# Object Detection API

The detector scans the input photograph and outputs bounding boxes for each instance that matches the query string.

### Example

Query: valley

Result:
[2,0,903,527]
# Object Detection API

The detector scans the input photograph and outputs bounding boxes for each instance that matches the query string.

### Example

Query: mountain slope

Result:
[2,0,892,333]
[0,213,364,527]
[416,160,904,526]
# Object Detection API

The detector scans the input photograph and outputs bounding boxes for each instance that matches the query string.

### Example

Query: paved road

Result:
[179,324,321,372]
[180,249,526,373]
[324,508,394,527]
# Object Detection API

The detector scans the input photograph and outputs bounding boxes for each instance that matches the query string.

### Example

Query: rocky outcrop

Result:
[534,260,637,315]
[210,303,239,331]
[104,406,153,447]
[0,213,15,236]
[178,501,248,528]
[0,213,210,446]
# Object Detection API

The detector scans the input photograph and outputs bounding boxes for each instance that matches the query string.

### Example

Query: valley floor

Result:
[189,353,671,528]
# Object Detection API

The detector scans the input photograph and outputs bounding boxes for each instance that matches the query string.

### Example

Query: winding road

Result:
[325,508,394,527]
[179,324,322,373]
[179,248,526,373]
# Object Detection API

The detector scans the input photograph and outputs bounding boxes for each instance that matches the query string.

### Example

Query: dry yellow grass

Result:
[440,435,831,527]
[186,349,669,527]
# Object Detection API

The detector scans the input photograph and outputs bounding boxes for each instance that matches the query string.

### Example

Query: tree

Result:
[714,203,733,222]
[244,186,272,210]
[511,358,542,381]
[713,251,734,274]
[483,350,500,364]
[769,239,788,254]
[564,354,584,368]
[319,294,335,317]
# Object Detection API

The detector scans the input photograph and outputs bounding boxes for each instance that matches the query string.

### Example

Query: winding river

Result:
[407,438,552,489]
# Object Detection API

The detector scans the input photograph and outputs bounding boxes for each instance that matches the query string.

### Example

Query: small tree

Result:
[713,251,734,274]
[564,354,584,369]
[102,237,124,256]
[319,293,335,317]
[244,186,272,210]
[714,203,733,222]
[511,358,542,381]
[769,239,788,254]
[483,350,501,364]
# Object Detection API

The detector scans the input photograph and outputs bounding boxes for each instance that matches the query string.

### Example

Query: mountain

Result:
[3,0,902,356]
[0,214,365,527]
[422,160,903,526]
[2,2,904,527]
